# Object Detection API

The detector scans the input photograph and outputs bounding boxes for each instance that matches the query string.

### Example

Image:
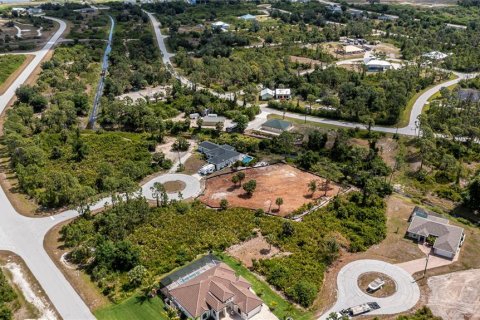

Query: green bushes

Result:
[0,271,16,320]
[61,191,387,306]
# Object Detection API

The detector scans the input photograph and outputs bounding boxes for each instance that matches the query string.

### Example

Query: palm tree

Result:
[275,197,283,211]
[150,182,165,207]
[308,180,317,198]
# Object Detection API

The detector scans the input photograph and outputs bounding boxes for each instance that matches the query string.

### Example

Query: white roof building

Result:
[260,88,275,100]
[275,88,291,99]
[422,51,448,60]
[212,21,230,30]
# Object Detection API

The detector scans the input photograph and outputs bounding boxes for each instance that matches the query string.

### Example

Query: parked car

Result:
[368,278,385,292]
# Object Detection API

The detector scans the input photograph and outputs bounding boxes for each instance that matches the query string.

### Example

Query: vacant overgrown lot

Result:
[0,55,26,86]
[61,190,386,310]
[200,164,340,216]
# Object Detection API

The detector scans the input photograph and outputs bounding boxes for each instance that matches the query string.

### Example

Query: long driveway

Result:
[319,259,420,319]
[0,17,96,319]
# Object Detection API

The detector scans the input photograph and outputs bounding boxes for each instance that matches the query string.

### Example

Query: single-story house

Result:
[348,8,365,18]
[202,115,226,127]
[212,21,230,31]
[326,4,343,14]
[275,88,291,100]
[261,119,293,134]
[11,7,27,14]
[341,45,365,55]
[457,88,480,102]
[365,59,392,72]
[161,255,263,320]
[406,207,465,259]
[198,141,244,170]
[260,88,274,100]
[27,7,43,15]
[422,51,448,61]
[377,14,398,21]
[445,23,467,30]
[239,14,256,21]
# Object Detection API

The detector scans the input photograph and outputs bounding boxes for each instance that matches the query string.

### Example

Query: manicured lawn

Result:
[0,54,26,85]
[217,253,314,320]
[95,295,169,320]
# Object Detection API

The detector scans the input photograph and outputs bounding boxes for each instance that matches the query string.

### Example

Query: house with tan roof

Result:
[406,207,465,259]
[160,255,264,320]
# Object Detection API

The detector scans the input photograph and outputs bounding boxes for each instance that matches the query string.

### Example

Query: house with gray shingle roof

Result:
[160,255,263,320]
[198,141,244,171]
[261,119,293,134]
[407,207,465,259]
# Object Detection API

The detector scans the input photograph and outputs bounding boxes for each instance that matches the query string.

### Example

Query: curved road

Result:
[145,11,475,136]
[142,173,202,201]
[319,259,420,319]
[0,17,96,319]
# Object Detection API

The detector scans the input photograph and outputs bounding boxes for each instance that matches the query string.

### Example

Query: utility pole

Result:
[423,252,430,278]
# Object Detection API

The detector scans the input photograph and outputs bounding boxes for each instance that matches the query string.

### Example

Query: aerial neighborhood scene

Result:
[1,0,480,319]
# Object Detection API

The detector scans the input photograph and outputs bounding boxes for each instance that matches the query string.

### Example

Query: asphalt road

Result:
[145,11,474,137]
[319,259,420,319]
[88,15,115,129]
[0,17,65,115]
[0,17,96,319]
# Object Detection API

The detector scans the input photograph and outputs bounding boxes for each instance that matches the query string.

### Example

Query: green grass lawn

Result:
[0,54,26,86]
[95,295,170,320]
[217,253,314,320]
[95,253,314,320]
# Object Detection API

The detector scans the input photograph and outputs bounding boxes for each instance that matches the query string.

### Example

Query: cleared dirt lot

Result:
[227,233,290,268]
[200,164,340,217]
[427,268,480,320]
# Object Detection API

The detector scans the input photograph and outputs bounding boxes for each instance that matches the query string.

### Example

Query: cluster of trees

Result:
[268,65,443,125]
[61,186,386,307]
[104,4,169,97]
[416,87,480,203]
[3,39,161,208]
[0,270,17,320]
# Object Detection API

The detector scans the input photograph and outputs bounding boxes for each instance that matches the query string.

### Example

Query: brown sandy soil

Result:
[0,251,60,320]
[358,272,397,298]
[226,233,290,268]
[199,164,341,217]
[0,54,34,95]
[289,55,325,67]
[427,268,480,319]
[313,194,424,315]
[164,180,186,193]
[374,43,401,59]
[44,220,110,312]
[349,137,398,169]
[183,154,206,175]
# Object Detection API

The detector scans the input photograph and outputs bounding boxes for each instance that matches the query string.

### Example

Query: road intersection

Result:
[0,10,473,320]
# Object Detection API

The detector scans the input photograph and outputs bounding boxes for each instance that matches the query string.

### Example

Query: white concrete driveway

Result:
[319,259,420,319]
[0,17,97,320]
[142,173,202,201]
